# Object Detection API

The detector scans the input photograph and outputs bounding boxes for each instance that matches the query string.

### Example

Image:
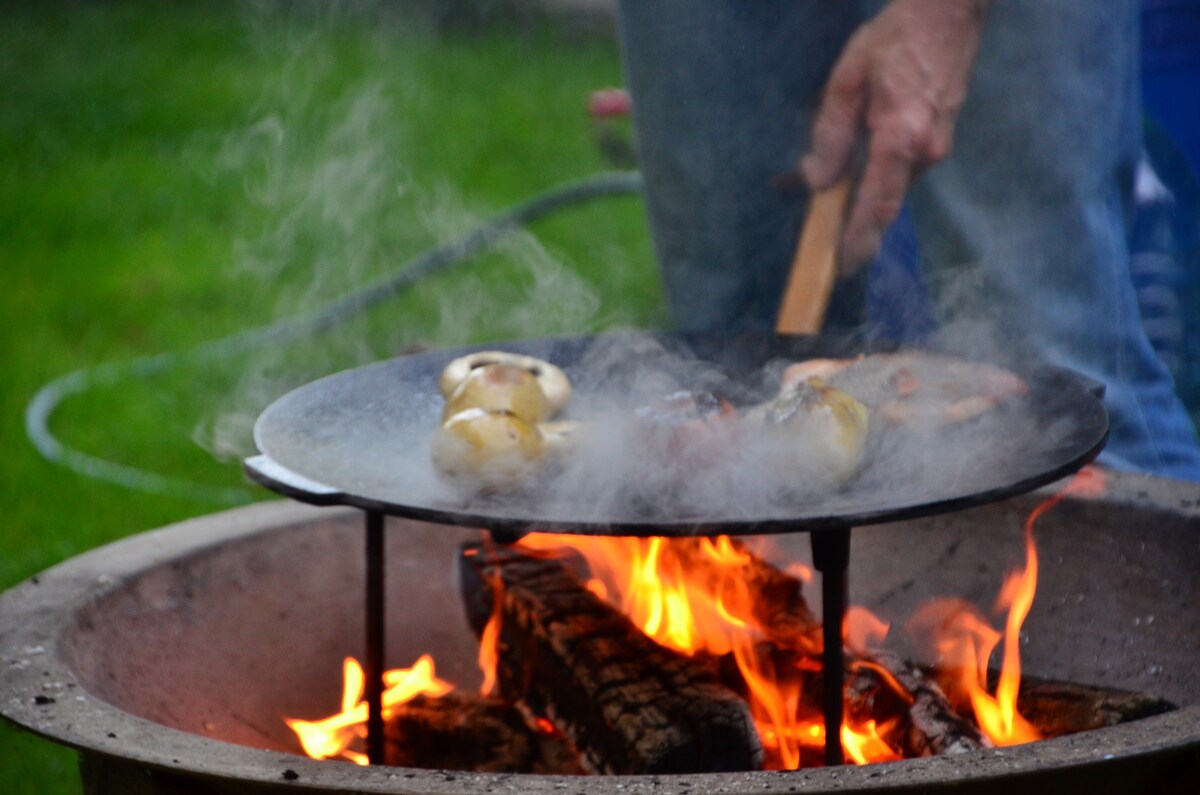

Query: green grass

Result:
[0,2,661,791]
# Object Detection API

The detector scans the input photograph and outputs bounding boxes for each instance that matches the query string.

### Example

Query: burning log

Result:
[693,542,988,757]
[383,691,582,774]
[665,537,823,654]
[849,652,990,756]
[459,541,765,775]
[716,643,988,763]
[917,665,1176,741]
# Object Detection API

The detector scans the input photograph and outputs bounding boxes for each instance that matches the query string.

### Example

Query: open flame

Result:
[477,573,504,698]
[517,533,900,767]
[288,467,1106,769]
[842,719,903,765]
[845,605,891,654]
[907,467,1107,746]
[517,534,754,657]
[285,655,453,765]
[287,553,506,764]
[516,534,807,658]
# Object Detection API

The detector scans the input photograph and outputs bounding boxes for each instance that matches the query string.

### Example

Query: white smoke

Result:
[189,5,631,463]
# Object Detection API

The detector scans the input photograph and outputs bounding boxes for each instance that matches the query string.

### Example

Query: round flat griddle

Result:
[245,332,1109,536]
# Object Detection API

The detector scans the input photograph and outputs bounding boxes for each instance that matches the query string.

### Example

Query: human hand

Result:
[801,0,991,272]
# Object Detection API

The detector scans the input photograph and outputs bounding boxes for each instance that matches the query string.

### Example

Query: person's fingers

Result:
[925,110,956,165]
[839,122,920,272]
[801,43,868,190]
[801,0,985,270]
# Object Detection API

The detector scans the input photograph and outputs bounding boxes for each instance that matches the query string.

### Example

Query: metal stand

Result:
[358,511,851,768]
[364,510,386,765]
[811,526,852,767]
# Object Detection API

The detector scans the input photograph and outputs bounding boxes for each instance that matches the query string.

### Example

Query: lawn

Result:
[0,2,661,790]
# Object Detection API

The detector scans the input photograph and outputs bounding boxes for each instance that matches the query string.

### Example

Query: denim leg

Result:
[908,0,1200,479]
[618,0,1200,479]
[615,0,868,333]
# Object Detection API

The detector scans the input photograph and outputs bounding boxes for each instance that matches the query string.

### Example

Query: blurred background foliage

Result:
[0,1,659,790]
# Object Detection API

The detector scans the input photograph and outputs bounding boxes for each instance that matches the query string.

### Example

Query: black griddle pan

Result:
[245,332,1108,536]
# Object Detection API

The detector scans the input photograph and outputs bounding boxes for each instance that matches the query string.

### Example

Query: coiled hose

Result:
[24,171,644,505]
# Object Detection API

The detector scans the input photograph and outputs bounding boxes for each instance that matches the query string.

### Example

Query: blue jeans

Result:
[616,0,1200,481]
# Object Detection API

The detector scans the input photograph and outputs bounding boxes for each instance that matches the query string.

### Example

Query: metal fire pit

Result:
[243,332,1111,764]
[1,470,1198,793]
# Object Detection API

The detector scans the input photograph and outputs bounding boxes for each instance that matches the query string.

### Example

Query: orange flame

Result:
[906,468,1104,746]
[295,469,1108,769]
[907,567,1040,745]
[842,719,903,765]
[285,655,454,764]
[517,533,899,768]
[478,575,504,698]
[585,577,609,601]
[732,641,808,769]
[516,534,754,657]
[845,606,890,655]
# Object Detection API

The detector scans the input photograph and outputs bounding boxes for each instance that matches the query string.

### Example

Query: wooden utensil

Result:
[775,178,852,335]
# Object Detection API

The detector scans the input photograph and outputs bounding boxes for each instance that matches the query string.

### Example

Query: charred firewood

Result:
[694,542,987,757]
[384,691,582,773]
[850,652,990,756]
[1012,675,1175,738]
[716,643,988,762]
[922,666,1177,741]
[459,542,765,775]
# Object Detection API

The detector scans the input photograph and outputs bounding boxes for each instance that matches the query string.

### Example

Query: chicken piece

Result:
[780,353,1028,428]
[873,357,1029,426]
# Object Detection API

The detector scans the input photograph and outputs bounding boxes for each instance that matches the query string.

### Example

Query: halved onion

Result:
[442,362,552,423]
[431,408,546,491]
[749,377,870,487]
[439,351,571,415]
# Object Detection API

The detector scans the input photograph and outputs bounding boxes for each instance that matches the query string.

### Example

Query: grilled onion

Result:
[439,351,571,415]
[749,377,870,487]
[431,408,546,490]
[442,362,552,423]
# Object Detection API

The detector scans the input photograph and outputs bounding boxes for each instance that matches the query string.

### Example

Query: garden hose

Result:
[24,171,645,504]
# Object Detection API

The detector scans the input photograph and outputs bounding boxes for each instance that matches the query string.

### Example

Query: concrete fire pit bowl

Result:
[1,469,1198,793]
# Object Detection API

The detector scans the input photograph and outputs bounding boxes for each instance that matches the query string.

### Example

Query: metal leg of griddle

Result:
[811,526,851,767]
[365,510,386,765]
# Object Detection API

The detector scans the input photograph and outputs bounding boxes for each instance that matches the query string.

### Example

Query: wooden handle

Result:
[775,179,852,335]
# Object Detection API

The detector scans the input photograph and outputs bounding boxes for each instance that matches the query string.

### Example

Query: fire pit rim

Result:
[1,491,1198,794]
